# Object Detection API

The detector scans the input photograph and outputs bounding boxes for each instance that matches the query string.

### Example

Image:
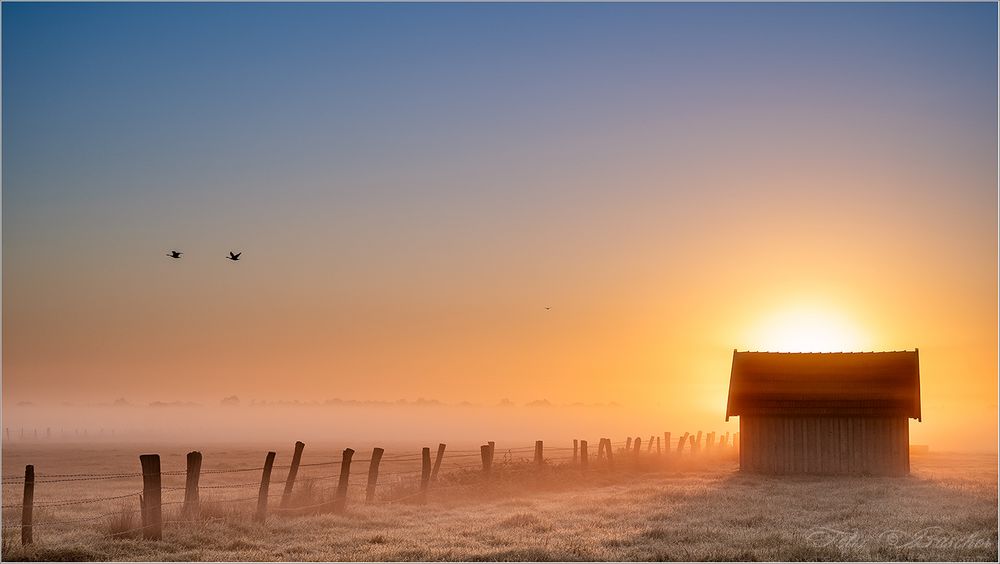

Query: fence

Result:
[1,430,739,547]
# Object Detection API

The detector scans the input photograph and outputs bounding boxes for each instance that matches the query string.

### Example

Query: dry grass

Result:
[103,502,140,540]
[1,446,996,561]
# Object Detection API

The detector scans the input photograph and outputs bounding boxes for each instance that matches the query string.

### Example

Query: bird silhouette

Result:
[226,251,242,261]
[167,250,182,259]
[545,306,551,311]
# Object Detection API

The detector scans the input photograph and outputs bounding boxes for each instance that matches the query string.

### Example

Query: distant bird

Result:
[167,250,182,259]
[226,251,242,261]
[545,306,551,311]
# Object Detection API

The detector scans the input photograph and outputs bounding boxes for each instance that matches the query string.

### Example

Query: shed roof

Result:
[726,350,921,421]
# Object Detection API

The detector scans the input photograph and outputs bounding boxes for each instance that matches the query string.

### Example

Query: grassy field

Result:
[1,444,996,561]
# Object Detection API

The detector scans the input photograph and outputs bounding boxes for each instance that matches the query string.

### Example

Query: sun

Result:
[745,304,870,353]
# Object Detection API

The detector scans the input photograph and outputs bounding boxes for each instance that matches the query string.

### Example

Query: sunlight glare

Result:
[745,305,869,353]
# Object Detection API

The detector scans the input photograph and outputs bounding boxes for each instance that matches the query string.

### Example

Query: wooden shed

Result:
[726,350,920,476]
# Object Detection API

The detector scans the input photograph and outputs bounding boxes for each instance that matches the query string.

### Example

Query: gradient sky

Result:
[3,3,997,447]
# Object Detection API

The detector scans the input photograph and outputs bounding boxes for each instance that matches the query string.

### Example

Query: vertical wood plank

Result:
[366,447,384,503]
[420,447,431,504]
[332,448,353,513]
[280,442,304,508]
[431,443,446,482]
[184,451,202,516]
[139,454,162,540]
[255,451,276,523]
[21,465,33,546]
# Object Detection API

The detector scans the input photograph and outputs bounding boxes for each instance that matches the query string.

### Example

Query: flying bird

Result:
[545,306,551,311]
[167,250,182,259]
[226,251,242,261]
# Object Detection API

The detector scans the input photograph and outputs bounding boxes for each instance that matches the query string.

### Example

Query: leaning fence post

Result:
[480,444,491,478]
[431,443,446,482]
[678,432,689,455]
[255,451,276,523]
[333,448,354,513]
[694,431,703,454]
[647,436,654,452]
[573,439,579,463]
[139,454,162,540]
[664,432,672,457]
[605,439,615,469]
[580,440,589,470]
[534,440,544,467]
[183,451,202,518]
[366,447,384,503]
[280,441,305,508]
[420,447,431,503]
[21,465,34,546]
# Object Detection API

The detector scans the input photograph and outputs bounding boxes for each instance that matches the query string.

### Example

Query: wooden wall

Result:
[739,415,910,476]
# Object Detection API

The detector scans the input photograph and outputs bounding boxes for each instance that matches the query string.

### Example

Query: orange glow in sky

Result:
[1,4,996,451]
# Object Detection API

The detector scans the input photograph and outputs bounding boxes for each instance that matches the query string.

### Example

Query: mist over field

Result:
[2,2,997,562]
[1,401,732,446]
[3,399,994,452]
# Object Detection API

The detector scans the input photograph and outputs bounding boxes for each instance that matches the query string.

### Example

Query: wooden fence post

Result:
[280,441,305,508]
[139,454,162,540]
[606,439,614,469]
[420,447,431,503]
[488,441,495,466]
[431,443,446,482]
[595,439,604,462]
[625,437,632,451]
[366,447,384,503]
[580,440,589,470]
[647,436,654,452]
[333,448,354,513]
[255,451,276,523]
[634,437,642,457]
[573,439,579,463]
[678,433,689,455]
[534,441,544,467]
[480,445,492,477]
[657,436,662,455]
[183,451,202,518]
[694,431,703,454]
[21,465,34,546]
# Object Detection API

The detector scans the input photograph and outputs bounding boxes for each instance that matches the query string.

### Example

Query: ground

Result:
[1,444,996,561]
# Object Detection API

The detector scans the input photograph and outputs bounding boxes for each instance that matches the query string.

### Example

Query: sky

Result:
[3,3,997,448]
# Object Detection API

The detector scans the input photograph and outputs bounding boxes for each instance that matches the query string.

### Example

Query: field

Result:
[1,442,996,561]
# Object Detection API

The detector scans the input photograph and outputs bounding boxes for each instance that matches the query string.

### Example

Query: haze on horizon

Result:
[3,4,997,450]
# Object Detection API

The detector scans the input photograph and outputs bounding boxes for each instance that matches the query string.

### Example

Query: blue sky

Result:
[2,3,997,447]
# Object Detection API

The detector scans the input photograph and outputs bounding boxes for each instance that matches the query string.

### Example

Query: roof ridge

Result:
[736,350,916,354]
